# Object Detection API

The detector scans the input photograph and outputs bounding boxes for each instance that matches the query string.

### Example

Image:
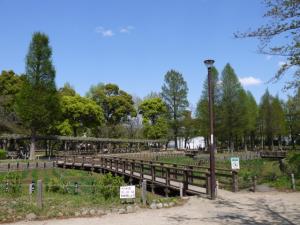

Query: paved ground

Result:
[4,190,300,225]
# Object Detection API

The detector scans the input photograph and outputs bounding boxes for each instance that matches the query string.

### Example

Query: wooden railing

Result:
[57,156,239,195]
[260,151,287,159]
[0,161,56,172]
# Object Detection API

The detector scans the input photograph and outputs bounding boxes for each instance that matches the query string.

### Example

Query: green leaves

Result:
[58,95,104,136]
[161,70,189,146]
[139,97,169,139]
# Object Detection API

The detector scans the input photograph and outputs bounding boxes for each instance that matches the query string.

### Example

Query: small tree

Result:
[15,32,59,160]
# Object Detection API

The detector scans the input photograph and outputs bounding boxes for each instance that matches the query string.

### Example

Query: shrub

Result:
[46,177,70,194]
[0,149,6,159]
[93,173,123,200]
[286,152,300,177]
[0,172,22,195]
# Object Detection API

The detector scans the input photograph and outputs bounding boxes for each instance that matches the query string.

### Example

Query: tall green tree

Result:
[259,90,286,150]
[271,96,286,148]
[15,32,59,160]
[235,0,300,89]
[196,67,220,148]
[245,91,259,150]
[139,97,169,139]
[285,88,300,149]
[219,64,245,150]
[161,70,189,148]
[86,83,136,137]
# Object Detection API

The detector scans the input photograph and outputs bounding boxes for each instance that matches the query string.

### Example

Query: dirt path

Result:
[4,190,300,225]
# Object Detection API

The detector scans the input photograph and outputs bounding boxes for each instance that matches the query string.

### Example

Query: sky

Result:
[0,0,296,111]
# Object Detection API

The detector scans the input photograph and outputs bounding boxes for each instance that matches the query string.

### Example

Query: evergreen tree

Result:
[285,88,300,149]
[245,91,259,150]
[15,32,59,160]
[196,67,220,148]
[219,64,244,150]
[161,70,189,148]
[271,96,286,149]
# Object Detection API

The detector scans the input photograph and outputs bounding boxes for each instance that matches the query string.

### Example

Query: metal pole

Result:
[207,64,216,200]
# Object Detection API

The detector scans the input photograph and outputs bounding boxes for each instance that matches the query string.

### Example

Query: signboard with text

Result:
[231,157,240,170]
[120,186,135,199]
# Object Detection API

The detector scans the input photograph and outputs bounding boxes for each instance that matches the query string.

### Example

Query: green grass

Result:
[156,155,299,191]
[0,168,176,223]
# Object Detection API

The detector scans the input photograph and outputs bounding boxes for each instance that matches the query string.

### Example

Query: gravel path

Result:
[4,190,300,225]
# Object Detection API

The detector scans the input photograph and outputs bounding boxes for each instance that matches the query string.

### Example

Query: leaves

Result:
[235,0,300,89]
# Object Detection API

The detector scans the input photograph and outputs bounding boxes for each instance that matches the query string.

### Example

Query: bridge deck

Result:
[56,156,237,195]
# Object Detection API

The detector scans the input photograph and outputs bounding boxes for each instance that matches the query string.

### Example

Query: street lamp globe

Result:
[204,59,215,68]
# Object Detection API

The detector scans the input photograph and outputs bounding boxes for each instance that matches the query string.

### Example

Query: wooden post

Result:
[179,183,184,198]
[291,173,296,191]
[142,179,147,206]
[252,176,257,192]
[166,168,170,186]
[232,171,238,192]
[206,172,211,196]
[37,180,43,208]
[183,169,188,196]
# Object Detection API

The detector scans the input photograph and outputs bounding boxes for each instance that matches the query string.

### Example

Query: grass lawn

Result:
[156,155,300,191]
[0,168,178,223]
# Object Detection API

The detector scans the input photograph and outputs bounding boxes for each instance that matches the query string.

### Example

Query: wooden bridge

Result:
[260,151,287,159]
[56,156,239,196]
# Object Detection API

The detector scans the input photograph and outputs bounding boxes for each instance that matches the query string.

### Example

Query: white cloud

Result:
[120,26,134,34]
[95,26,114,37]
[239,76,262,86]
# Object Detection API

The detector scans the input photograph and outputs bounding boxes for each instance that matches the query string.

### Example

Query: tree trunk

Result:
[29,130,36,160]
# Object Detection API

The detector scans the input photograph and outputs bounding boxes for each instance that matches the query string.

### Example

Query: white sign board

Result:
[231,157,240,170]
[120,186,135,199]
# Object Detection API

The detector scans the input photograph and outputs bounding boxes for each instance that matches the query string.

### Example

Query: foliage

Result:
[286,152,300,177]
[0,70,24,111]
[87,83,136,137]
[259,90,286,149]
[285,88,300,149]
[58,82,76,96]
[196,67,221,138]
[235,0,300,89]
[0,70,25,133]
[58,95,104,136]
[92,173,123,200]
[139,97,169,139]
[161,70,189,147]
[0,172,22,195]
[0,149,6,159]
[14,32,60,159]
[219,64,245,150]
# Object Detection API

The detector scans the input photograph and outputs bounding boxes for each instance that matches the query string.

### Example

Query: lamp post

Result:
[204,59,216,200]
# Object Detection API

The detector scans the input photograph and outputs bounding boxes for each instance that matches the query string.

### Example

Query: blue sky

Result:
[0,0,295,110]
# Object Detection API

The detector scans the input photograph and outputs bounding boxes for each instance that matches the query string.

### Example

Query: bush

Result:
[0,149,6,159]
[46,177,70,194]
[0,172,22,195]
[286,152,300,177]
[93,173,123,200]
